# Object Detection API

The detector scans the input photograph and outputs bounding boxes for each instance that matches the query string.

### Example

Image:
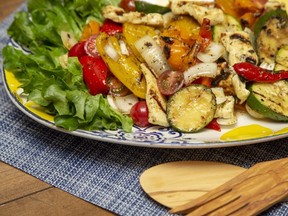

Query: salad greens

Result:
[3,0,133,132]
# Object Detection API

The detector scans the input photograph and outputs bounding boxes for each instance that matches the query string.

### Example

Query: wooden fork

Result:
[170,157,288,216]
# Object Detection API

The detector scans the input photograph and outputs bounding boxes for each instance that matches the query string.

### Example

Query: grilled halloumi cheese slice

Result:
[170,0,225,25]
[211,88,237,125]
[214,95,235,119]
[221,31,258,66]
[265,0,287,12]
[220,31,259,104]
[140,64,169,127]
[231,72,250,104]
[215,96,237,125]
[102,5,164,26]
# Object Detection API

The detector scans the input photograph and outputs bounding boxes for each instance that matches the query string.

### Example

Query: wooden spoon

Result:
[140,161,246,208]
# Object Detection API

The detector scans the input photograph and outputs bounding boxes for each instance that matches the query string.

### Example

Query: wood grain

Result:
[0,0,25,20]
[0,162,114,216]
[0,162,51,204]
[140,161,246,208]
[170,158,288,215]
[0,2,114,215]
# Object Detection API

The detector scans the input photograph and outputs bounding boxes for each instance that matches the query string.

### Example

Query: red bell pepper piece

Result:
[192,77,212,88]
[233,62,288,82]
[68,41,86,59]
[79,56,110,95]
[199,18,213,51]
[100,19,123,35]
[205,118,221,131]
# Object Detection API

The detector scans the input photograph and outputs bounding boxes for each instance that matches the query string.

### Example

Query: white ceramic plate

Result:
[3,40,288,148]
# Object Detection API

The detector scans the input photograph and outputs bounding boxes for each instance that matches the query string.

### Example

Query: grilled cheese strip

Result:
[220,31,258,104]
[102,5,164,26]
[214,96,235,119]
[232,72,250,104]
[214,68,249,105]
[221,31,259,66]
[140,64,169,127]
[175,0,216,7]
[265,0,287,12]
[213,63,235,96]
[170,1,224,25]
[215,96,237,125]
[211,88,237,125]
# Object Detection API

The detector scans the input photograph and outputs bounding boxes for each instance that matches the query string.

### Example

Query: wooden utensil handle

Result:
[170,158,288,214]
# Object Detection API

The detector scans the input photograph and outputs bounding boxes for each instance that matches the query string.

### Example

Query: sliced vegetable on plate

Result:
[167,84,216,133]
[254,8,288,64]
[96,32,147,99]
[246,81,288,121]
[134,0,170,14]
[2,0,288,142]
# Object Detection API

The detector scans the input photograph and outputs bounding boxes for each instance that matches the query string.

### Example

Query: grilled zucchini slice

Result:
[255,9,288,64]
[246,81,288,121]
[167,85,216,132]
[135,0,170,14]
[275,45,288,70]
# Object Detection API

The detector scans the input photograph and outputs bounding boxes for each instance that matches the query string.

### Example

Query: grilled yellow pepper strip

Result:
[96,32,146,99]
[123,23,157,62]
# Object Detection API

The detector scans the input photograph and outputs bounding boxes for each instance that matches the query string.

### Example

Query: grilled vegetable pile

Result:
[3,0,288,133]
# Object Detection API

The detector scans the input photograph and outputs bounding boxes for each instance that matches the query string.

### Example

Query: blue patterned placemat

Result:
[1,4,288,216]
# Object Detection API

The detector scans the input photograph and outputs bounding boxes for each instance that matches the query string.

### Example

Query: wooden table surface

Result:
[0,1,114,216]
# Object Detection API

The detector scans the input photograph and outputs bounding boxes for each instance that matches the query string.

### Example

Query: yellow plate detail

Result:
[220,124,274,141]
[220,124,288,141]
[5,70,54,122]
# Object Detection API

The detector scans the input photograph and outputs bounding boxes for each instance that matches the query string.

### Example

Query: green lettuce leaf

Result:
[63,0,121,23]
[7,0,121,53]
[3,0,133,132]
